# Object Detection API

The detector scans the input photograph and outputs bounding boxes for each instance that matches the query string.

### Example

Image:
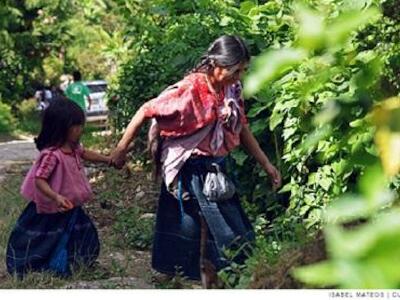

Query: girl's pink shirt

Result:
[20,145,93,214]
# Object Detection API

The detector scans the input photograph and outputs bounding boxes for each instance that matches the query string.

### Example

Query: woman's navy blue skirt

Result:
[6,202,100,278]
[152,157,255,280]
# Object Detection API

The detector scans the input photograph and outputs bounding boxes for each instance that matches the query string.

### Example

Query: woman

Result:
[110,35,282,280]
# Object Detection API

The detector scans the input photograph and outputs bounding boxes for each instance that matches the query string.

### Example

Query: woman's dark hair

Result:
[35,100,85,151]
[192,35,250,73]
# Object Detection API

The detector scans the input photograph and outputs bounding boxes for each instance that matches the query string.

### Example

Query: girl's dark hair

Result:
[192,35,250,73]
[35,99,85,151]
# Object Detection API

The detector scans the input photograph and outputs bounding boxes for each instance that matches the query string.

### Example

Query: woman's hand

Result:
[240,125,283,192]
[264,163,282,192]
[55,194,74,212]
[109,104,148,169]
[110,146,127,169]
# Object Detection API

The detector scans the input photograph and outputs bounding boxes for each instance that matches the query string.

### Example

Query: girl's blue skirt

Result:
[6,202,99,278]
[152,157,255,280]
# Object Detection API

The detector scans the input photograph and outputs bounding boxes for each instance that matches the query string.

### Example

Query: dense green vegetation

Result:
[1,0,400,289]
[109,0,400,288]
[0,0,124,106]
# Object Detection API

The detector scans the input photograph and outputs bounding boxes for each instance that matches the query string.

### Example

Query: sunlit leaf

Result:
[326,189,393,226]
[292,261,340,286]
[244,48,308,97]
[326,8,381,47]
[372,97,400,131]
[300,124,332,153]
[358,163,389,203]
[313,101,340,126]
[374,130,400,177]
[372,98,400,176]
[295,4,325,51]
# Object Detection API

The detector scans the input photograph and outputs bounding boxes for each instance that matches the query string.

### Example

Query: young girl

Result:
[6,99,110,278]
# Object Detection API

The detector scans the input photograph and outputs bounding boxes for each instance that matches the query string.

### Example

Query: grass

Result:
[0,167,74,288]
[0,142,205,289]
[0,163,157,288]
[0,171,26,282]
[0,169,92,288]
[80,124,113,150]
[0,164,324,289]
[113,207,154,250]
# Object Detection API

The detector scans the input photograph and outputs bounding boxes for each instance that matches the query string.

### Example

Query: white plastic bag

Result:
[202,163,236,202]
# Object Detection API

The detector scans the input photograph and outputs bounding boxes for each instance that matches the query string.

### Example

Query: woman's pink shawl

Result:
[145,73,246,190]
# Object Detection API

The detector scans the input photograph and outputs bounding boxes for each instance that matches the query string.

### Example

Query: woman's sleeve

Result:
[35,151,58,179]
[141,78,215,136]
[142,82,193,119]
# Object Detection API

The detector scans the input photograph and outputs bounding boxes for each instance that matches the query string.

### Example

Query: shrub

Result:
[0,100,16,133]
[16,98,41,135]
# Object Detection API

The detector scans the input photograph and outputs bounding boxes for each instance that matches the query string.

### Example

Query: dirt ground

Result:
[0,138,201,289]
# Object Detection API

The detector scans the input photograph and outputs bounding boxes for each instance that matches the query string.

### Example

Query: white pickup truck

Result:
[84,80,108,123]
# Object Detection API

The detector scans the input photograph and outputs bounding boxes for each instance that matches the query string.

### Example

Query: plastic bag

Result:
[202,163,236,202]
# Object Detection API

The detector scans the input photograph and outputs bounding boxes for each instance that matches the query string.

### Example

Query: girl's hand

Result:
[55,194,74,212]
[265,163,282,192]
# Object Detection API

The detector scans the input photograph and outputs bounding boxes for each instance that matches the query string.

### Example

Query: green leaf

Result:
[358,163,389,204]
[319,177,332,191]
[231,150,247,167]
[313,101,341,126]
[250,119,268,135]
[326,8,381,47]
[293,261,340,287]
[325,194,370,224]
[247,105,268,118]
[269,109,284,130]
[240,1,256,14]
[301,125,332,153]
[278,182,291,194]
[295,4,325,51]
[244,48,308,97]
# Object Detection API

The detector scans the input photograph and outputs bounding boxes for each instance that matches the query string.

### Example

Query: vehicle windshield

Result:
[87,84,107,93]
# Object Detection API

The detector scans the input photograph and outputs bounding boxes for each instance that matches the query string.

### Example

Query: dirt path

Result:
[0,139,157,288]
[0,139,202,289]
[0,139,37,182]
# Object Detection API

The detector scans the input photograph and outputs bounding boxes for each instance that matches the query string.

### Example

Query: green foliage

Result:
[219,214,310,288]
[0,100,16,133]
[16,99,41,135]
[108,1,400,288]
[0,0,124,105]
[80,124,110,149]
[108,0,399,231]
[293,164,400,288]
[1,0,399,289]
[108,0,294,131]
[0,0,79,103]
[113,207,154,250]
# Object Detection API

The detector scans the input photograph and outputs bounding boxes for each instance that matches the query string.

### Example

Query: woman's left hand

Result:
[265,163,282,192]
[110,146,127,169]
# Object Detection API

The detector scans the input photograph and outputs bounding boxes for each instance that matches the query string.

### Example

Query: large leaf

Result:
[292,261,340,287]
[326,8,381,47]
[295,4,325,51]
[244,48,307,97]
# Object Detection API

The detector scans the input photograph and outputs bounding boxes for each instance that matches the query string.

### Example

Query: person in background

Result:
[65,71,92,112]
[34,85,48,111]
